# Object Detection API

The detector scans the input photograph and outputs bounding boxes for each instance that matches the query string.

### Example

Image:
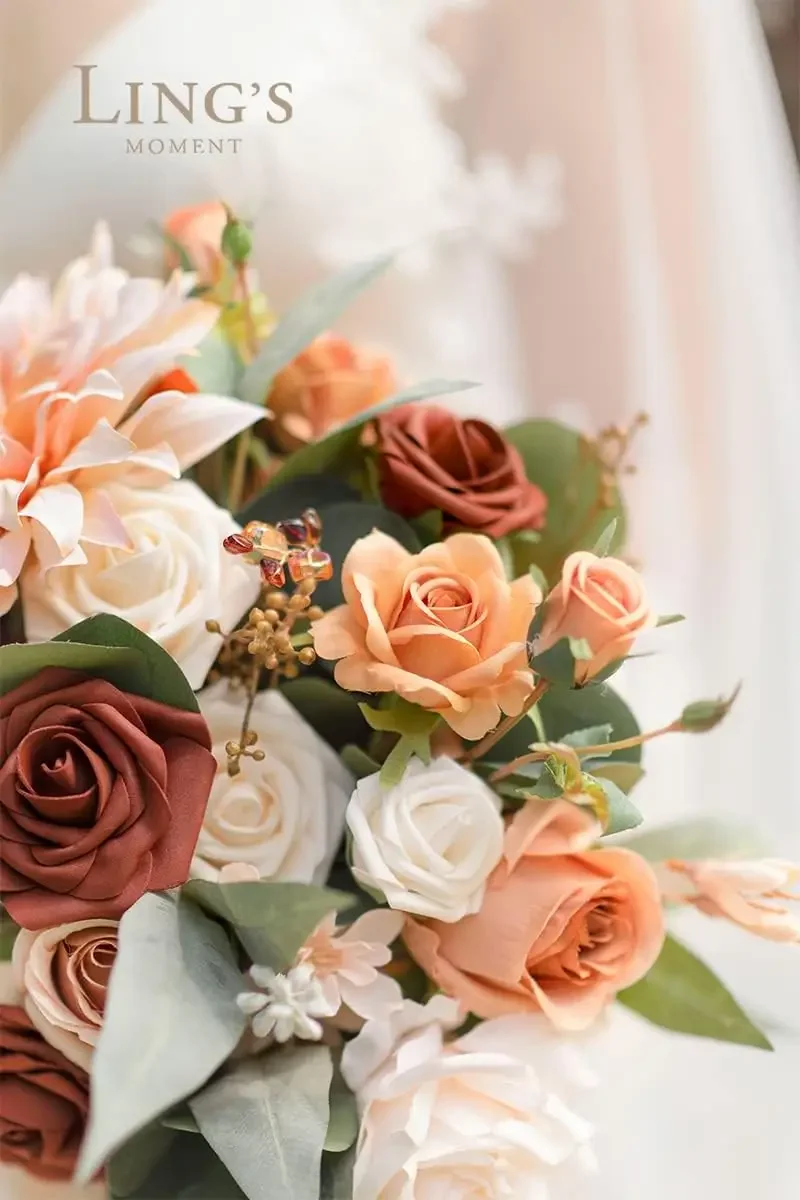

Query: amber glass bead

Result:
[287,547,334,582]
[222,533,254,556]
[259,557,287,587]
[302,508,323,545]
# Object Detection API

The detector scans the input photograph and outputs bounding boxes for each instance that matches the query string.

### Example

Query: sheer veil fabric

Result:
[1,2,799,1197]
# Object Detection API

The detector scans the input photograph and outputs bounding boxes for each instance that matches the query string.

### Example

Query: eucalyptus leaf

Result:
[0,640,149,699]
[307,502,421,611]
[325,1064,358,1153]
[110,1129,246,1200]
[236,475,360,527]
[591,518,619,557]
[239,255,393,406]
[618,819,767,862]
[107,1122,177,1198]
[340,744,381,778]
[280,676,369,750]
[505,419,626,582]
[561,725,613,751]
[410,508,444,544]
[538,684,642,764]
[183,880,356,970]
[529,637,578,686]
[54,614,199,713]
[178,326,243,396]
[590,761,645,795]
[592,776,643,835]
[321,1148,356,1200]
[76,893,246,1182]
[618,934,772,1050]
[189,1045,333,1200]
[656,613,686,628]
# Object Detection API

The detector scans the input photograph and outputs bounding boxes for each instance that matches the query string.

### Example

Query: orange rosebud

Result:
[164,201,228,286]
[267,333,395,451]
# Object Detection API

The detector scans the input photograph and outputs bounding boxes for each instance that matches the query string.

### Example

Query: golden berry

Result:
[298,647,316,666]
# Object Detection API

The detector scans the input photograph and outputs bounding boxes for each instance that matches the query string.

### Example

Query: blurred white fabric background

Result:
[1,1,799,1197]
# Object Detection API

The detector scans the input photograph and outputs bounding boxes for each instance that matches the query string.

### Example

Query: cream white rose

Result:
[11,921,118,1070]
[341,998,596,1200]
[20,480,259,689]
[346,757,504,922]
[193,680,352,883]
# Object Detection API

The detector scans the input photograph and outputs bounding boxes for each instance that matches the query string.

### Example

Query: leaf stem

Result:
[488,719,679,784]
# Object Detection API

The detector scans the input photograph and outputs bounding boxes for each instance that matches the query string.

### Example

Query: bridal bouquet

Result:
[0,206,796,1200]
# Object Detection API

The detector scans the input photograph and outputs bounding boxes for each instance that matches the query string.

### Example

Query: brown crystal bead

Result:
[222,533,254,555]
[276,517,308,546]
[243,521,289,558]
[288,546,334,583]
[259,557,287,587]
[302,508,322,545]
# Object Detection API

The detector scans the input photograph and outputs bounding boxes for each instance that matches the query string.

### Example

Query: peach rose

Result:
[535,552,654,683]
[267,334,396,451]
[404,799,665,1031]
[662,859,800,943]
[164,201,228,287]
[312,532,540,740]
[12,921,117,1069]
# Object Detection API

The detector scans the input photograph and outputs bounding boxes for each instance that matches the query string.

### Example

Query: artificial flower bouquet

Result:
[0,205,796,1199]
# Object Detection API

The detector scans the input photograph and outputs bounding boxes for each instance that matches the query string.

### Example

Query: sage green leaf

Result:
[656,613,686,628]
[107,1122,177,1198]
[178,325,243,395]
[310,502,421,611]
[410,508,444,544]
[236,475,359,527]
[55,614,199,713]
[562,724,613,750]
[568,637,593,661]
[325,1064,358,1153]
[0,640,149,699]
[618,934,772,1050]
[183,880,355,970]
[240,255,393,406]
[591,775,643,835]
[505,419,626,582]
[76,893,246,1183]
[591,518,618,557]
[539,683,642,763]
[590,761,645,795]
[189,1045,333,1200]
[268,379,478,488]
[321,1147,356,1200]
[281,676,369,750]
[0,907,19,961]
[529,638,577,686]
[110,1129,246,1200]
[618,818,766,862]
[340,744,381,778]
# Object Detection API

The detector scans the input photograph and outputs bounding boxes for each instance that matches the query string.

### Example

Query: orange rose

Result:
[312,532,539,740]
[536,552,654,683]
[164,201,228,286]
[404,799,665,1030]
[267,334,396,451]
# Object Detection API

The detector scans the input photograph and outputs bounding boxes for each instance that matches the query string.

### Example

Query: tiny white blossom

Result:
[236,963,336,1043]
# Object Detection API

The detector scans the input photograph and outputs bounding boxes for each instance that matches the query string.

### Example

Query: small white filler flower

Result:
[236,963,337,1043]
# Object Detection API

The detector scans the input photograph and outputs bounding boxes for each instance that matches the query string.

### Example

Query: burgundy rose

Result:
[0,667,215,930]
[377,405,547,537]
[0,1005,89,1181]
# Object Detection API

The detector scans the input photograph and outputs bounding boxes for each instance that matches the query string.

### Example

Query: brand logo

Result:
[73,64,294,155]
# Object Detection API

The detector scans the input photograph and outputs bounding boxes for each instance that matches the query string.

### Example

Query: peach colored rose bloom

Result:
[312,532,540,740]
[535,551,655,683]
[404,798,665,1031]
[268,333,396,452]
[164,201,229,287]
[12,920,118,1070]
[662,858,800,943]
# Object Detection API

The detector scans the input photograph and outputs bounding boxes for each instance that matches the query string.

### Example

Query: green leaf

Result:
[239,255,393,406]
[539,683,642,763]
[679,686,741,733]
[529,637,578,686]
[268,379,478,488]
[307,502,421,612]
[107,1122,177,1198]
[321,1148,356,1200]
[495,536,515,580]
[0,640,150,699]
[183,880,355,970]
[76,893,246,1183]
[527,563,548,594]
[618,934,772,1050]
[178,325,243,396]
[110,1129,246,1200]
[656,613,686,628]
[590,775,643,835]
[189,1045,333,1200]
[561,724,613,751]
[618,818,766,863]
[325,1063,358,1153]
[280,676,369,751]
[0,907,19,961]
[590,760,645,795]
[236,475,359,527]
[591,518,618,557]
[340,744,381,778]
[505,419,626,582]
[410,508,444,544]
[54,614,199,713]
[568,637,593,661]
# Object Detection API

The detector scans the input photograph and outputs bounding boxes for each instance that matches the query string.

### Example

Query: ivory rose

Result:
[192,681,351,884]
[662,858,800,943]
[535,551,655,683]
[341,996,596,1200]
[404,799,665,1031]
[312,532,540,740]
[346,757,504,921]
[12,920,118,1069]
[21,480,259,690]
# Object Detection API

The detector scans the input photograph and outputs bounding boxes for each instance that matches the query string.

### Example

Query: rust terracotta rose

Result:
[0,1005,90,1181]
[0,667,215,930]
[377,405,547,537]
[404,799,665,1031]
